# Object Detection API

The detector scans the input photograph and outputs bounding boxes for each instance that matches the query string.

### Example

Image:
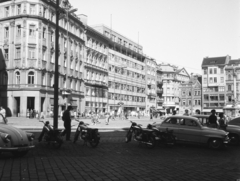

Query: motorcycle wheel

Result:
[90,139,99,148]
[73,130,80,143]
[146,137,156,149]
[53,137,63,149]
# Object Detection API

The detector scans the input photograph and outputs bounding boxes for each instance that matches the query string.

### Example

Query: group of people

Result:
[27,109,39,119]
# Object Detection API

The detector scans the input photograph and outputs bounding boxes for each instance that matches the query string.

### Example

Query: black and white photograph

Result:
[0,0,240,180]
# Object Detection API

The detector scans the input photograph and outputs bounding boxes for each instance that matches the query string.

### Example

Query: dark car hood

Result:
[0,123,30,146]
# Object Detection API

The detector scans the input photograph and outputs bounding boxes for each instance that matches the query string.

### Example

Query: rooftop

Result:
[202,56,230,67]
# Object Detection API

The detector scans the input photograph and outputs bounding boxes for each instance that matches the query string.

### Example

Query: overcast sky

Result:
[70,0,240,74]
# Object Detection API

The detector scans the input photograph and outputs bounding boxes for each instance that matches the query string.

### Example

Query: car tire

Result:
[208,138,223,149]
[229,134,240,145]
[12,150,29,157]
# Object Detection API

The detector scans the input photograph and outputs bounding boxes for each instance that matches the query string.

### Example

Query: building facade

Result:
[179,75,202,114]
[0,0,85,117]
[201,56,230,114]
[145,57,157,114]
[84,26,109,114]
[93,25,146,114]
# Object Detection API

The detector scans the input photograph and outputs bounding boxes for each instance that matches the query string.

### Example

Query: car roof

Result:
[166,115,199,121]
[229,117,240,124]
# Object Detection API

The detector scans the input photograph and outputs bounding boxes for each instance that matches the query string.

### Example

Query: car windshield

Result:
[197,117,208,126]
[0,114,6,124]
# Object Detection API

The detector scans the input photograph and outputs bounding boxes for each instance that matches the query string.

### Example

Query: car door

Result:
[160,117,181,139]
[177,118,202,143]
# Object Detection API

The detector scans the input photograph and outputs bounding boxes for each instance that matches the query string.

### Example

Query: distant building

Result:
[201,56,230,114]
[179,74,202,115]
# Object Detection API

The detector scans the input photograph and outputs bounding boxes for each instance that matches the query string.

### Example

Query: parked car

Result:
[155,115,230,149]
[193,115,240,145]
[228,117,240,127]
[0,114,35,156]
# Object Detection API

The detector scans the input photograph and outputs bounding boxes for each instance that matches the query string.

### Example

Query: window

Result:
[15,47,21,59]
[214,77,217,83]
[5,7,9,17]
[221,77,224,83]
[28,47,35,59]
[214,68,217,74]
[220,68,224,74]
[43,7,47,18]
[209,77,213,83]
[203,69,207,74]
[188,91,191,96]
[219,87,225,92]
[219,94,225,101]
[17,25,21,36]
[198,100,201,105]
[228,74,232,80]
[17,4,21,15]
[204,94,209,101]
[42,73,46,86]
[4,49,8,60]
[29,25,35,36]
[28,71,34,84]
[204,78,207,84]
[4,27,9,38]
[188,100,191,106]
[228,96,232,102]
[209,68,212,74]
[15,71,20,84]
[228,85,232,91]
[30,4,36,15]
[42,27,46,39]
[195,100,197,105]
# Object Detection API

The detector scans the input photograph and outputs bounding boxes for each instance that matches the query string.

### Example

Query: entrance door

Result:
[27,97,35,110]
[41,97,45,112]
[15,97,20,117]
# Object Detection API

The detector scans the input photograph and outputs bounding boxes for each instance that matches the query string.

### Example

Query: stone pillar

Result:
[20,95,27,117]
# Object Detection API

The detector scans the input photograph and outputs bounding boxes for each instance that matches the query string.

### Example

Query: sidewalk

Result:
[7,116,163,132]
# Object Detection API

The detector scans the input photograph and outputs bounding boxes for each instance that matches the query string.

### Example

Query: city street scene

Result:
[0,0,240,180]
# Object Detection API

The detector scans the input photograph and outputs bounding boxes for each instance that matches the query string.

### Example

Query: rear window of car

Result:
[164,118,180,124]
[180,119,198,127]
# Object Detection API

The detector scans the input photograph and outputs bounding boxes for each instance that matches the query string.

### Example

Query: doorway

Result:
[41,97,45,112]
[14,97,20,117]
[27,97,35,111]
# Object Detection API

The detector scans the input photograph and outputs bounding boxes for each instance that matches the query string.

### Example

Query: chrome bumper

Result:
[0,145,35,151]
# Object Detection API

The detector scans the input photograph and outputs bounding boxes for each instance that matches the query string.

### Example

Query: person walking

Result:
[62,105,73,141]
[208,109,218,128]
[218,113,227,131]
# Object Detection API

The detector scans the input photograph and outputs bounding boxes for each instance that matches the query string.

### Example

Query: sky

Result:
[69,0,240,74]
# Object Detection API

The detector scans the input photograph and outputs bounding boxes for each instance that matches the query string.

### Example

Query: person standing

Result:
[150,108,153,120]
[183,109,189,116]
[208,109,218,128]
[218,113,227,130]
[62,105,72,141]
[0,106,6,118]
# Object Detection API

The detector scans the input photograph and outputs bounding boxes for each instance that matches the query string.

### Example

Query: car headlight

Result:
[26,133,35,141]
[0,133,11,143]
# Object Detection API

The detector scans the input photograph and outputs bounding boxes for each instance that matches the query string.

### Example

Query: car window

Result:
[164,118,179,125]
[180,119,198,127]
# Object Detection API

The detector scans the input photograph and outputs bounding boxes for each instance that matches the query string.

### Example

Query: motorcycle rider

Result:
[62,105,73,141]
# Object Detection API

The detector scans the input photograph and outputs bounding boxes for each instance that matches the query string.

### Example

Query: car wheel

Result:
[229,134,240,145]
[208,138,223,149]
[12,150,29,157]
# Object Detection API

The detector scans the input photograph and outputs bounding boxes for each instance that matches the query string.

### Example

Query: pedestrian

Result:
[30,109,33,118]
[62,105,73,141]
[172,110,177,115]
[150,108,153,120]
[105,112,111,125]
[0,106,6,118]
[218,113,227,131]
[208,109,218,128]
[183,109,189,116]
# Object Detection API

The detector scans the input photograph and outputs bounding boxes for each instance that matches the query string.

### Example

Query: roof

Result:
[228,59,240,65]
[202,56,230,67]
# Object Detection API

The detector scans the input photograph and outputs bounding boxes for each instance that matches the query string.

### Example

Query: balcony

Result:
[157,88,163,94]
[157,80,163,85]
[85,79,108,88]
[156,97,164,103]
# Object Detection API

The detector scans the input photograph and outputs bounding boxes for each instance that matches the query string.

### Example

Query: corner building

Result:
[93,25,146,114]
[0,0,85,117]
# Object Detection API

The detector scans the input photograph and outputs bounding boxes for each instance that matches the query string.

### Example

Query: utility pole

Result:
[53,0,60,129]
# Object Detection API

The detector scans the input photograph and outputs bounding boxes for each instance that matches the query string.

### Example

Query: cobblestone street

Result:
[1,133,240,181]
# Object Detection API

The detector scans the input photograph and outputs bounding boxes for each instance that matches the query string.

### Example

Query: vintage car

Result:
[0,114,35,156]
[192,114,240,145]
[228,117,240,127]
[155,115,230,149]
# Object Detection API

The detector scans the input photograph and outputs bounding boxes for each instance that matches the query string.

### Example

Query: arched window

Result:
[15,71,20,84]
[28,71,34,84]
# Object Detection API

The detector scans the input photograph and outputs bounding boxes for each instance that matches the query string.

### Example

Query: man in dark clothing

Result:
[208,109,218,128]
[62,105,72,141]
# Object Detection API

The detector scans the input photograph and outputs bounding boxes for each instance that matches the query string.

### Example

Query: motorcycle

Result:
[147,122,176,147]
[38,120,63,149]
[73,120,100,148]
[125,121,156,148]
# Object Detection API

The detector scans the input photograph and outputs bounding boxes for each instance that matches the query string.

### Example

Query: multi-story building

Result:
[84,26,109,114]
[179,74,202,114]
[224,59,240,106]
[0,0,85,117]
[201,56,230,114]
[92,25,146,114]
[156,66,164,110]
[145,57,157,114]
